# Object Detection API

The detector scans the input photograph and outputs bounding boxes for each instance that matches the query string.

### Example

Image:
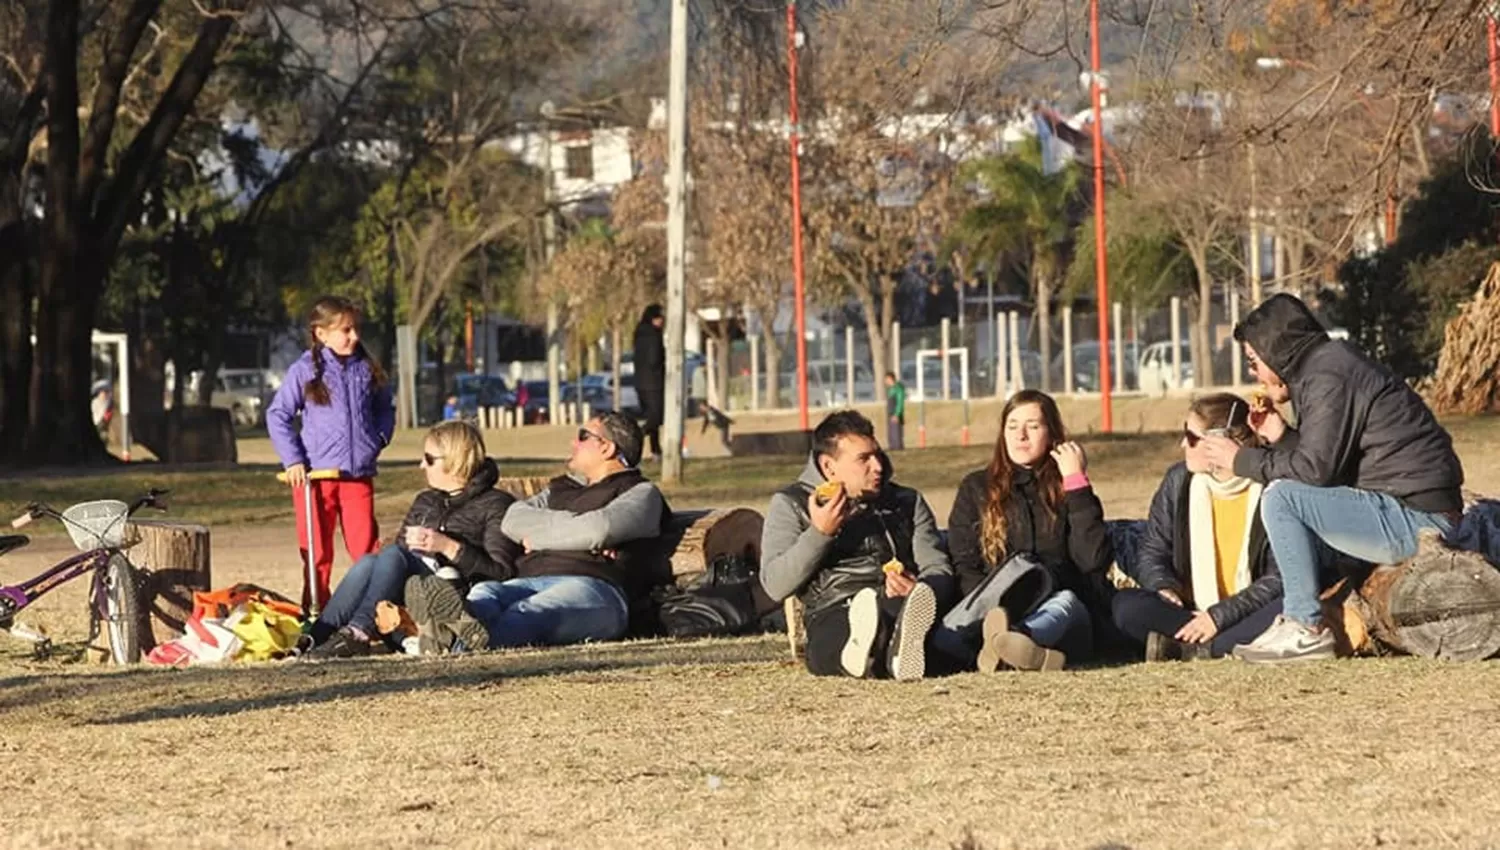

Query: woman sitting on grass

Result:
[1110,392,1283,661]
[934,390,1114,672]
[301,421,521,659]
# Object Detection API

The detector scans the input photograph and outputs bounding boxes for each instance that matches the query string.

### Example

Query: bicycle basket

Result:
[61,500,131,551]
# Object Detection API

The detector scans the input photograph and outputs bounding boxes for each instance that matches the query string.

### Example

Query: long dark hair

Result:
[304,296,387,406]
[979,389,1066,564]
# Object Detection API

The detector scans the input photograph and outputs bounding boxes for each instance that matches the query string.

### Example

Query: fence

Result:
[715,294,1260,414]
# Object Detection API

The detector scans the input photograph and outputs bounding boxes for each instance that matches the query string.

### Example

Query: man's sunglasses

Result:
[577,428,607,446]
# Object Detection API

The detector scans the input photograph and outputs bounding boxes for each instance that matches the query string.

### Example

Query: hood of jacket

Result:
[1232,293,1329,381]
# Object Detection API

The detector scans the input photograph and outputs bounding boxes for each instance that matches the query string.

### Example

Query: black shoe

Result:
[302,626,372,661]
[1145,631,1213,662]
[405,574,490,654]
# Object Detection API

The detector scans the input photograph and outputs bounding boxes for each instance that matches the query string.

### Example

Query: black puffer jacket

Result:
[1133,463,1282,630]
[947,466,1113,602]
[1233,294,1464,515]
[398,458,522,582]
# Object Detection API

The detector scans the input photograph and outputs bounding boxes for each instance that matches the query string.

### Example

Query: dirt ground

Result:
[4,415,1500,848]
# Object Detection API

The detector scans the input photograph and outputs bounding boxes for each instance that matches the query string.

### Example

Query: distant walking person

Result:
[633,304,666,462]
[884,371,906,451]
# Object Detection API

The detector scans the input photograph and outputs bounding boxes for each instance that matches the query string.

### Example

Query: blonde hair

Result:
[426,421,487,481]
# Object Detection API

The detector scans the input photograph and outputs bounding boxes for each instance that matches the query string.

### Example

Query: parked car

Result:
[577,373,641,415]
[181,368,280,429]
[1050,341,1143,393]
[452,373,513,417]
[1137,341,1195,393]
[976,351,1046,395]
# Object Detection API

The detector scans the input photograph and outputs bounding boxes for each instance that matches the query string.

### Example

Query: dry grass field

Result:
[3,413,1500,848]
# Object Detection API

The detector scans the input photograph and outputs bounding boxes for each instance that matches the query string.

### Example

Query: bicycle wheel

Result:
[103,554,143,664]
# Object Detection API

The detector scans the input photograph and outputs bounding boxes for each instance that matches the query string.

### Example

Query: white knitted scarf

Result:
[1187,472,1262,607]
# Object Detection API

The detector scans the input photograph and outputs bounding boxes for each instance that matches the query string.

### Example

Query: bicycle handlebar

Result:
[9,488,170,530]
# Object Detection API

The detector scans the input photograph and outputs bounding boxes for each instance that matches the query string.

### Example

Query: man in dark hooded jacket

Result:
[1199,294,1464,663]
[632,304,666,462]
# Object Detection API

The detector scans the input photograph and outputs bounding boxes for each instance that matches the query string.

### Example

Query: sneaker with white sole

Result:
[840,588,880,678]
[1231,615,1336,664]
[888,582,937,682]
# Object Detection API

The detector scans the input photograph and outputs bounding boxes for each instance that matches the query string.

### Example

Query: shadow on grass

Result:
[0,636,789,725]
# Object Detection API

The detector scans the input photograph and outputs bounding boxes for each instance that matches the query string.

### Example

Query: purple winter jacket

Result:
[267,348,396,479]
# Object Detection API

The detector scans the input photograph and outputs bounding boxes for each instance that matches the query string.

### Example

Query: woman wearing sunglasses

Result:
[1110,392,1283,660]
[300,421,521,659]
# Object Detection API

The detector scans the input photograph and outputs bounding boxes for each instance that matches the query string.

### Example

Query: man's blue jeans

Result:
[1260,481,1454,627]
[465,575,629,649]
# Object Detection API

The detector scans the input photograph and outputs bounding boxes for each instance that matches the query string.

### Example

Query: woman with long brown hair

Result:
[933,390,1113,671]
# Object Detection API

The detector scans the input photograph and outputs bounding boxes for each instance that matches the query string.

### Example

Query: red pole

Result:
[788,0,809,432]
[1489,16,1500,139]
[1090,0,1113,433]
[464,303,475,372]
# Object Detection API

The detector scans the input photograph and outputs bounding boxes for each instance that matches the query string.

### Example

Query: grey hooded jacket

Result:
[759,455,953,616]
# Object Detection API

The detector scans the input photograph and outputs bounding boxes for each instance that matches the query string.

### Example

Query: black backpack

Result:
[654,554,779,639]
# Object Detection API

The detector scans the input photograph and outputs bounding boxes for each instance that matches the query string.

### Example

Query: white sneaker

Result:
[889,582,936,682]
[840,588,880,678]
[1232,615,1336,664]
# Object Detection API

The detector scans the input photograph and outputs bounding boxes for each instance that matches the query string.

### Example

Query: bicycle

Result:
[0,489,170,664]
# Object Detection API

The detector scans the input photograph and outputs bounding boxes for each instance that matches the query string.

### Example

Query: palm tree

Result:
[949,137,1080,390]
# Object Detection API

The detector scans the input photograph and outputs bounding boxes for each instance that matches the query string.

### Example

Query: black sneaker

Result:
[839,588,880,678]
[405,574,490,654]
[887,582,937,682]
[1146,631,1213,662]
[302,626,372,661]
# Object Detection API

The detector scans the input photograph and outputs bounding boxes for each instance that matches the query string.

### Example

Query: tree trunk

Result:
[855,283,889,399]
[1035,263,1053,392]
[714,325,732,410]
[763,328,782,410]
[1190,247,1217,389]
[0,207,32,466]
[125,520,212,648]
[611,323,623,408]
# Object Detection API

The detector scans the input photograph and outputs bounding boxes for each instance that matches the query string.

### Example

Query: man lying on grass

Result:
[760,410,954,680]
[406,411,670,653]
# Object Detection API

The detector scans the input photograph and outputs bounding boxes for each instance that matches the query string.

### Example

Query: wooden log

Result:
[496,475,553,500]
[126,521,213,648]
[665,508,765,584]
[1347,531,1500,661]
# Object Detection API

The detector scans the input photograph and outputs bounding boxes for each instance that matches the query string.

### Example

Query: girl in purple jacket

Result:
[268,296,395,609]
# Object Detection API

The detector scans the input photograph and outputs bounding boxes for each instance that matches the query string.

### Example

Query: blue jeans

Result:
[316,545,425,639]
[932,588,1091,668]
[1259,481,1454,627]
[465,575,629,649]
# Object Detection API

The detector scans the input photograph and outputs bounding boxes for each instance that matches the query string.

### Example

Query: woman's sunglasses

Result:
[421,452,444,467]
[1183,424,1232,448]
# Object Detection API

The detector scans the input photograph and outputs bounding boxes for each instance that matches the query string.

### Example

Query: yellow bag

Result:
[230,600,304,661]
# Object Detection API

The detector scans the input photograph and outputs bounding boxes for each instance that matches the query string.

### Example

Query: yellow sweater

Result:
[1210,490,1253,598]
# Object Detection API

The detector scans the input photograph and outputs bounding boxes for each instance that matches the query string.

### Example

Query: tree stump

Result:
[1337,531,1500,661]
[125,521,212,648]
[664,508,764,585]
